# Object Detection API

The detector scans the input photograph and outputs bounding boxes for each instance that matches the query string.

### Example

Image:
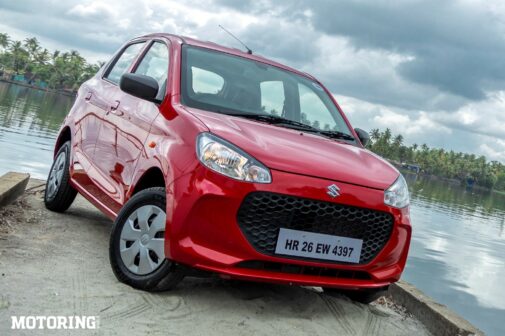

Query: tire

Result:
[324,286,389,304]
[44,141,77,212]
[109,187,184,291]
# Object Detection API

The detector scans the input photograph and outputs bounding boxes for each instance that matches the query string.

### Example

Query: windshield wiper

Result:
[317,130,356,141]
[228,113,315,130]
[228,113,356,141]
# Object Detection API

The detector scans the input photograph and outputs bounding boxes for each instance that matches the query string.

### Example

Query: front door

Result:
[95,40,170,210]
[92,41,147,212]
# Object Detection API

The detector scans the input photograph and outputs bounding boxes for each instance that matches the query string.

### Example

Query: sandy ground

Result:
[0,179,431,336]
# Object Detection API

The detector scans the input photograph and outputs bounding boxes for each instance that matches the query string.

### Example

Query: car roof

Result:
[140,33,317,81]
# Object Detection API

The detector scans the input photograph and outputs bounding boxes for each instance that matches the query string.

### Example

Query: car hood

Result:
[186,107,399,190]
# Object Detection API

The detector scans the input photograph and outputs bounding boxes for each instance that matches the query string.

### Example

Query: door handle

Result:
[110,100,120,111]
[107,100,123,116]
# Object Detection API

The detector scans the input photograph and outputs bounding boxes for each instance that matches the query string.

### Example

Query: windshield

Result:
[180,45,353,136]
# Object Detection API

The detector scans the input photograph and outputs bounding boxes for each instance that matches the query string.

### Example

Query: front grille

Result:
[236,260,371,280]
[237,192,394,264]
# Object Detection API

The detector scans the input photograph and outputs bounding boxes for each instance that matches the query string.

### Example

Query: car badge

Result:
[327,184,340,198]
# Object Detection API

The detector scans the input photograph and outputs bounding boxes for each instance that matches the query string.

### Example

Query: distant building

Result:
[401,163,421,174]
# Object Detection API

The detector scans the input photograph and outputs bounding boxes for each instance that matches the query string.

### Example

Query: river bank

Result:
[0,78,76,98]
[393,163,505,196]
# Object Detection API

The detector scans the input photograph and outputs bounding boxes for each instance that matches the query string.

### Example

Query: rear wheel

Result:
[109,187,184,291]
[44,141,77,212]
[324,286,389,304]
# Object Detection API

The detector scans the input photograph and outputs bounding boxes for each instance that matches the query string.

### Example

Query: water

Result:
[0,81,504,335]
[0,82,73,179]
[404,174,505,336]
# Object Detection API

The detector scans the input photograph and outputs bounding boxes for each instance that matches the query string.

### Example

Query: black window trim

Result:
[131,39,171,102]
[131,39,170,73]
[101,39,149,86]
[101,38,172,104]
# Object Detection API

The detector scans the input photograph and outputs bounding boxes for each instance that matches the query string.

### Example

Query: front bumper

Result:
[165,166,411,289]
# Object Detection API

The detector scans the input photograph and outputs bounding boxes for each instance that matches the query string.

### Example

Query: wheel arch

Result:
[54,126,72,157]
[129,167,166,198]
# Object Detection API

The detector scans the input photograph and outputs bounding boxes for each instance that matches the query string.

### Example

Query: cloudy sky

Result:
[1,0,504,162]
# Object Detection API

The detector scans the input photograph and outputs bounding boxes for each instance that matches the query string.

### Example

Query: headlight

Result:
[196,133,272,183]
[384,174,410,208]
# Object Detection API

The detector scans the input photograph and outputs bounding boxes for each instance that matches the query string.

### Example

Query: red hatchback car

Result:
[45,33,411,303]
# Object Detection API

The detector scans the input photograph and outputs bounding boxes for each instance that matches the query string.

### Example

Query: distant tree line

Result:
[0,32,103,91]
[367,128,505,191]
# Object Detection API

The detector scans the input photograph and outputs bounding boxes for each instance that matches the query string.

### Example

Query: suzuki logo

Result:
[327,184,340,198]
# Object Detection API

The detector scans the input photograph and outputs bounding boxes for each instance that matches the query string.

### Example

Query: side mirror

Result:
[119,73,160,103]
[354,128,370,146]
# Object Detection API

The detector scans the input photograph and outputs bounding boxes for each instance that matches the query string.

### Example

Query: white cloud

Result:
[432,91,505,140]
[480,140,505,162]
[335,94,451,136]
[67,2,115,20]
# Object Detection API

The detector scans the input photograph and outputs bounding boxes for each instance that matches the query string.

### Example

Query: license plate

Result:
[275,228,363,263]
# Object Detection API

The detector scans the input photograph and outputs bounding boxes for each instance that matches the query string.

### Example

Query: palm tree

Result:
[0,33,103,91]
[0,32,9,51]
[393,134,404,147]
[23,37,41,61]
[52,50,60,60]
[0,33,9,70]
[25,47,50,82]
[34,48,49,63]
[9,41,28,72]
[370,129,381,142]
[383,128,392,143]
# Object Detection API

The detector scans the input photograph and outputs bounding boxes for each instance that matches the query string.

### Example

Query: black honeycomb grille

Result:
[236,192,394,264]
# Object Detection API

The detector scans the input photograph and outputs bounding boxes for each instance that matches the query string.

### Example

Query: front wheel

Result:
[44,141,77,212]
[323,286,389,304]
[109,187,184,291]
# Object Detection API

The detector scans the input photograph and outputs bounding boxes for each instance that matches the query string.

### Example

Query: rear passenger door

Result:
[95,40,170,210]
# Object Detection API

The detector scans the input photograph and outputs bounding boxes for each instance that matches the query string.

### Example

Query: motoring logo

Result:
[11,316,99,330]
[327,184,340,198]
